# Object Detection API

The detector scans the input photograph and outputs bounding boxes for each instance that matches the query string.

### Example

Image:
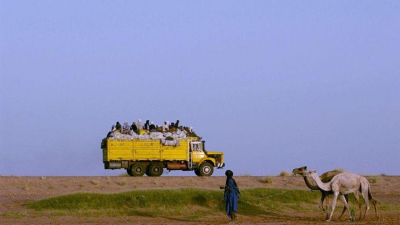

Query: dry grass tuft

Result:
[21,184,30,191]
[117,181,127,186]
[368,177,379,184]
[279,171,291,177]
[90,180,99,185]
[260,177,273,184]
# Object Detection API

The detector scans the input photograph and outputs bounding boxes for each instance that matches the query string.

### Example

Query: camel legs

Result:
[324,195,330,213]
[338,194,349,219]
[352,191,362,220]
[361,188,370,219]
[338,192,362,220]
[369,187,379,219]
[320,194,330,220]
[340,194,353,221]
[361,178,379,220]
[337,192,362,221]
[319,193,325,211]
[327,192,339,222]
[367,183,379,220]
[327,193,351,222]
[370,197,379,219]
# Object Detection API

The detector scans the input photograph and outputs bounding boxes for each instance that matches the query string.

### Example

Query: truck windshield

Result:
[192,143,202,151]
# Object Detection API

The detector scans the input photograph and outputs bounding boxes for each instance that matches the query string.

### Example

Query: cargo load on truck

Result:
[101,120,225,177]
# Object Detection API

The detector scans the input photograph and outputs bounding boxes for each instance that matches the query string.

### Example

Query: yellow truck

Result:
[101,137,224,176]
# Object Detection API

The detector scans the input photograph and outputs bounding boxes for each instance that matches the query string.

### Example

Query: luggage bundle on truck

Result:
[101,130,225,177]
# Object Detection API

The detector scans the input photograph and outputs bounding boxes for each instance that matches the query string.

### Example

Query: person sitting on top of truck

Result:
[169,122,176,132]
[175,120,180,129]
[149,121,156,131]
[130,122,138,134]
[107,125,116,138]
[162,121,169,132]
[183,126,199,138]
[122,121,130,134]
[137,119,143,130]
[115,122,122,132]
[144,120,150,130]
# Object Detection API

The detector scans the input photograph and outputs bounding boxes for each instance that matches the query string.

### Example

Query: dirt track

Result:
[1,175,399,224]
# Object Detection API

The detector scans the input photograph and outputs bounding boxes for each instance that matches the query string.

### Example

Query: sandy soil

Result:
[1,175,399,224]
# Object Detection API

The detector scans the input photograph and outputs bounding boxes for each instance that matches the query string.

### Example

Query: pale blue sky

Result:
[1,1,399,176]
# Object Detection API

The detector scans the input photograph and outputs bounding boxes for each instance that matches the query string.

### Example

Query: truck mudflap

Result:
[217,163,225,169]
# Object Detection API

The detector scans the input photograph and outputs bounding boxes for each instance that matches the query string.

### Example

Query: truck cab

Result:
[189,140,224,176]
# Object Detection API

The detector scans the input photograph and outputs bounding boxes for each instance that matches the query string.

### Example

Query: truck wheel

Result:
[130,163,146,177]
[199,162,213,176]
[145,169,151,176]
[147,163,164,177]
[194,169,201,176]
[127,169,133,176]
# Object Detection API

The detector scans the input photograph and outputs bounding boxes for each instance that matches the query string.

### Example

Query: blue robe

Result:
[224,178,240,218]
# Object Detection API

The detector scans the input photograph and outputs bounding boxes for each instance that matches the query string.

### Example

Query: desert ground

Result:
[1,175,399,224]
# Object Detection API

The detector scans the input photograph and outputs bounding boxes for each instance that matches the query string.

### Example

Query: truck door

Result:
[191,142,205,163]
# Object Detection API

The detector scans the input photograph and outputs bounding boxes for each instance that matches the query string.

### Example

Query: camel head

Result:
[292,166,308,176]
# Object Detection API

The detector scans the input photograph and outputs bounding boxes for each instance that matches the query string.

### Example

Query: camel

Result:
[292,166,361,220]
[305,169,378,222]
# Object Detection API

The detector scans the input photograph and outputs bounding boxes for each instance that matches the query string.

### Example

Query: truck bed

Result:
[103,139,190,162]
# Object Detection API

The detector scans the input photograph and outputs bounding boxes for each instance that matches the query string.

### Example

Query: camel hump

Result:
[320,169,344,183]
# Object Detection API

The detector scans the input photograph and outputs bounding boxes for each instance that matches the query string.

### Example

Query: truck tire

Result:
[130,163,146,177]
[147,163,164,177]
[127,169,133,176]
[194,169,201,176]
[199,162,213,176]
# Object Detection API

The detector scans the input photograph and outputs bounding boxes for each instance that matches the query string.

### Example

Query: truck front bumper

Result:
[217,163,225,169]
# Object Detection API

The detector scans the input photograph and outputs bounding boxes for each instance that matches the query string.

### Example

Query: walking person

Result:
[220,170,240,221]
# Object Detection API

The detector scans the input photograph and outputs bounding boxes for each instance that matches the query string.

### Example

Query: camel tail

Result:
[368,189,376,203]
